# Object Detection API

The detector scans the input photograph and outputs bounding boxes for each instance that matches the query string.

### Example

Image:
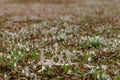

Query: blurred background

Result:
[0,0,79,4]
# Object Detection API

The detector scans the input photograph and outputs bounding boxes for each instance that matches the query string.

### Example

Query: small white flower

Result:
[6,55,11,59]
[63,22,68,27]
[114,39,117,42]
[102,73,106,78]
[72,50,76,53]
[53,43,58,51]
[102,73,110,79]
[18,51,21,55]
[90,51,95,55]
[0,52,3,56]
[114,70,119,74]
[25,71,29,77]
[17,43,23,49]
[54,43,58,47]
[88,57,92,62]
[4,73,7,78]
[101,65,107,70]
[28,61,31,64]
[22,69,25,74]
[26,47,30,51]
[33,65,37,69]
[118,40,120,44]
[90,68,95,73]
[14,57,17,60]
[107,78,112,80]
[118,34,120,38]
[96,66,100,69]
[102,48,108,53]
[97,74,100,79]
[41,66,46,71]
[14,63,17,67]
[30,73,36,78]
[67,70,72,74]
[25,67,29,71]
[61,15,72,21]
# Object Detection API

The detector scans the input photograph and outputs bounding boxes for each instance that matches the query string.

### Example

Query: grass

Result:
[80,37,107,49]
[0,0,120,79]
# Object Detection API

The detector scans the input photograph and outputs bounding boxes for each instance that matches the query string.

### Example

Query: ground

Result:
[0,0,120,80]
